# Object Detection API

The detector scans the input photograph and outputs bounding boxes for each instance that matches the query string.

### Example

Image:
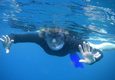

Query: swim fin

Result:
[69,52,83,68]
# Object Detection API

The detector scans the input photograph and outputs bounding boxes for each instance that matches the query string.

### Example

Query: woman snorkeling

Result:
[0,27,114,68]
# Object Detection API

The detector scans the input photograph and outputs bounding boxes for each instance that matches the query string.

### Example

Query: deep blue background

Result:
[0,0,115,80]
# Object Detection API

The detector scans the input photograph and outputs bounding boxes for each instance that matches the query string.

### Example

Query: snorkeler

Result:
[0,27,113,67]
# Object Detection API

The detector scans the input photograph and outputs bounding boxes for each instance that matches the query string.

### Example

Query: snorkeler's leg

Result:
[89,42,115,51]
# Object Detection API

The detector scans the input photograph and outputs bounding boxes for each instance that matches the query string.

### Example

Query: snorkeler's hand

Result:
[78,42,96,64]
[0,35,14,54]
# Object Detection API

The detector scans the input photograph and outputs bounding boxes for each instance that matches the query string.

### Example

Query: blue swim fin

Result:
[69,52,83,68]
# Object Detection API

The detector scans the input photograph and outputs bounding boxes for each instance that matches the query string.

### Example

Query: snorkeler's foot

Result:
[0,35,14,54]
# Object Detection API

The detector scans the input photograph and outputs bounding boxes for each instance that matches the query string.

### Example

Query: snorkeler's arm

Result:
[0,32,43,53]
[78,42,102,64]
[9,32,41,43]
[0,35,14,53]
[88,42,115,51]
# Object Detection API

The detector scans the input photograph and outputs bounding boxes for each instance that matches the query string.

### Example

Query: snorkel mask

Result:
[45,30,65,51]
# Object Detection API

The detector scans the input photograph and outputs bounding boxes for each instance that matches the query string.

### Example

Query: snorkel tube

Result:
[69,52,84,68]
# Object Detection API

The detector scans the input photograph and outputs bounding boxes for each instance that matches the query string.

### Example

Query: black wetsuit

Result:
[8,27,103,66]
[9,28,84,57]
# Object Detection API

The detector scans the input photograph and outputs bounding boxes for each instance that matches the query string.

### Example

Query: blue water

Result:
[0,0,115,80]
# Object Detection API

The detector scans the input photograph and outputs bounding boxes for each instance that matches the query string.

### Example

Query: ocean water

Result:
[0,0,115,80]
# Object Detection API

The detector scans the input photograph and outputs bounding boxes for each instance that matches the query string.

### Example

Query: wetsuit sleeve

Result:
[9,32,43,44]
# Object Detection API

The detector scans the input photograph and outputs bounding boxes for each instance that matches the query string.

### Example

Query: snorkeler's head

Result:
[45,28,65,51]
